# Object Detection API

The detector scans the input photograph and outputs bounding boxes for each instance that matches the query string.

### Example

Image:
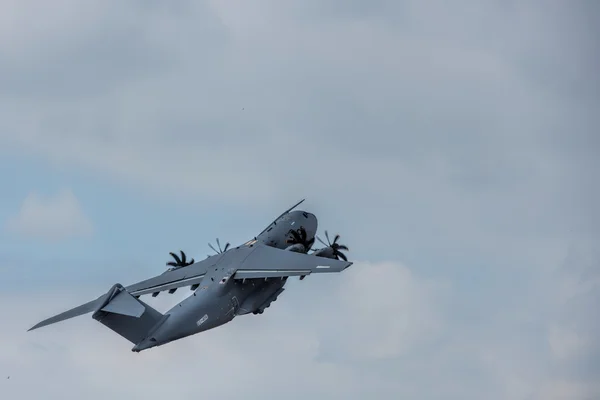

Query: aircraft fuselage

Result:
[132,210,316,351]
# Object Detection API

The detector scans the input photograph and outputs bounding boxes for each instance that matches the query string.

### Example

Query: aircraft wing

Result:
[28,243,351,332]
[125,252,225,297]
[232,243,353,280]
[126,243,352,295]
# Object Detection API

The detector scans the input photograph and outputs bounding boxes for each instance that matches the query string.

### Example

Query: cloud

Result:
[0,1,595,277]
[0,0,596,213]
[309,261,446,362]
[0,1,598,399]
[537,243,600,399]
[4,189,93,242]
[0,2,595,290]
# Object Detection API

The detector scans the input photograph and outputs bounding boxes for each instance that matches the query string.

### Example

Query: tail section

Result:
[28,283,165,346]
[91,284,165,345]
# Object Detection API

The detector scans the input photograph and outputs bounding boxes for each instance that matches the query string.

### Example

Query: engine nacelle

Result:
[285,243,306,253]
[313,246,335,259]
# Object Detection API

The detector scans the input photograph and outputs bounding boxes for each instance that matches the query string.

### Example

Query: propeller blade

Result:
[180,250,187,264]
[337,251,348,262]
[336,244,349,251]
[299,227,307,241]
[333,234,340,244]
[166,261,178,267]
[286,229,299,244]
[188,258,195,265]
[316,235,328,247]
[209,239,230,254]
[169,252,182,264]
[324,230,330,245]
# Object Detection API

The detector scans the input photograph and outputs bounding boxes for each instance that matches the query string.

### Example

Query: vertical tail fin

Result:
[91,284,164,345]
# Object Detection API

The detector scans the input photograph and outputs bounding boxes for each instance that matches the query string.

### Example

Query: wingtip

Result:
[28,320,46,331]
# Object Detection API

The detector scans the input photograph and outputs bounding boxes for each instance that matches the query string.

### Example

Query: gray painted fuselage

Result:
[133,210,317,351]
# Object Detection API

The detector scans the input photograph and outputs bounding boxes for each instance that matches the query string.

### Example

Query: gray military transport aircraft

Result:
[28,199,352,352]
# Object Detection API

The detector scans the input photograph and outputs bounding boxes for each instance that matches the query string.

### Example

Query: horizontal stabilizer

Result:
[100,289,145,318]
[28,297,103,332]
[27,283,145,332]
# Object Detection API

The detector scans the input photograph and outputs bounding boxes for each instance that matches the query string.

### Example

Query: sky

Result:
[0,1,598,399]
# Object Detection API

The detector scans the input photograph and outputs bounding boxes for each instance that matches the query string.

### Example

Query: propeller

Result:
[286,226,315,251]
[313,230,349,261]
[209,238,230,255]
[166,250,195,268]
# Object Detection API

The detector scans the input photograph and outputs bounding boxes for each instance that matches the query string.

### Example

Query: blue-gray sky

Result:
[1,1,598,399]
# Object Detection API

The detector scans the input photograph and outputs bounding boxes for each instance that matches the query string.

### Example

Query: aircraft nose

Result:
[304,212,318,238]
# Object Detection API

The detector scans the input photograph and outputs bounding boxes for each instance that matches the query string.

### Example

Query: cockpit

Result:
[253,210,318,251]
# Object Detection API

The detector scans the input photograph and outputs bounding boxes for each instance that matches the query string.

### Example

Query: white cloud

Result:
[548,325,588,360]
[0,0,596,216]
[4,189,93,241]
[534,380,600,400]
[0,1,597,399]
[309,261,446,361]
[0,1,594,274]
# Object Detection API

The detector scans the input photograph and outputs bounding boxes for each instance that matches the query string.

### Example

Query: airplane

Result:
[28,199,352,352]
